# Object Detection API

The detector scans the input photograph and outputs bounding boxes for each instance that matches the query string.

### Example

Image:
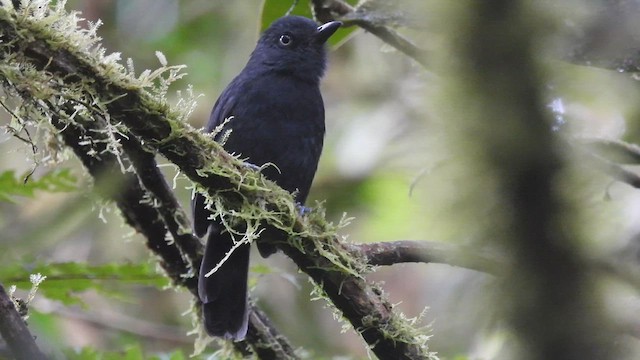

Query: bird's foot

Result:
[242,161,261,172]
[296,203,312,216]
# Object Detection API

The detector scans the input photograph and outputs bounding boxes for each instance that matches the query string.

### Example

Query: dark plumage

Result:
[192,16,341,340]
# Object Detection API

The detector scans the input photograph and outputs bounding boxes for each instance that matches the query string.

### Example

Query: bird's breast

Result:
[215,74,325,201]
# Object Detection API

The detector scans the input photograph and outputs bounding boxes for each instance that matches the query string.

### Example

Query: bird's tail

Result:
[198,230,250,341]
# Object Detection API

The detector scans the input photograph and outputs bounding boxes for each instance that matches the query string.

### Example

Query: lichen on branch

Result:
[0,1,437,358]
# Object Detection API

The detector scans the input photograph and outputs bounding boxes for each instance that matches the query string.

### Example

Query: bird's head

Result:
[248,16,342,84]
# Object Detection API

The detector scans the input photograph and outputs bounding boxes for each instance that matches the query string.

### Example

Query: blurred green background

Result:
[3,0,640,359]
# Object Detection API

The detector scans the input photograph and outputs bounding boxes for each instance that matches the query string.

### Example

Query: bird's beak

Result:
[315,21,342,44]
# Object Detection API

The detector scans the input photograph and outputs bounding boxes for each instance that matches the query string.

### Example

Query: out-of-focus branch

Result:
[563,0,640,73]
[570,138,640,189]
[0,283,47,360]
[455,2,617,359]
[51,305,192,345]
[246,304,300,360]
[578,138,640,165]
[313,0,640,75]
[583,151,640,189]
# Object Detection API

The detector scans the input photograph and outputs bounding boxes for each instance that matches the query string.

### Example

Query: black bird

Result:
[192,16,341,340]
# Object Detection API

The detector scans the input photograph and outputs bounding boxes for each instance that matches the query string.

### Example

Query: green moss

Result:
[0,2,437,357]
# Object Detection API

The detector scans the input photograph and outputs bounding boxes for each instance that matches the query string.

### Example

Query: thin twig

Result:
[311,0,428,67]
[51,305,192,345]
[577,137,640,165]
[351,240,502,274]
[349,20,428,67]
[579,146,640,189]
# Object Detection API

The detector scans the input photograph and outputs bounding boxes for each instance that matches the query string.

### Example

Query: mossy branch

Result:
[0,2,436,359]
[49,100,199,291]
[42,81,296,359]
[0,1,297,358]
[353,240,502,274]
[0,283,47,360]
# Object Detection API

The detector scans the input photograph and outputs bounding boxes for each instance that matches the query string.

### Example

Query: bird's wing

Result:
[192,78,241,237]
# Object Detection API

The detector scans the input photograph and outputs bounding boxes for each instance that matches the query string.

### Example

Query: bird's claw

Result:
[296,204,312,216]
[243,162,261,172]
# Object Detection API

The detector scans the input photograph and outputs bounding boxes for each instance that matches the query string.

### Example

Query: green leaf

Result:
[64,345,153,360]
[0,169,77,202]
[168,351,187,360]
[259,0,358,48]
[259,0,311,29]
[150,350,187,360]
[250,263,274,275]
[66,346,189,360]
[3,262,170,305]
[64,347,101,360]
[116,346,144,360]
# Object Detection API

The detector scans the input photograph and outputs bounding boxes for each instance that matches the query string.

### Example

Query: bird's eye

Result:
[279,34,293,47]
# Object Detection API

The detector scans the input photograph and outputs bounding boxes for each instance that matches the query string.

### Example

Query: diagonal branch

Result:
[42,102,297,358]
[0,283,47,360]
[578,138,640,165]
[47,100,199,292]
[572,140,640,189]
[246,304,300,360]
[311,0,428,67]
[0,4,435,359]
